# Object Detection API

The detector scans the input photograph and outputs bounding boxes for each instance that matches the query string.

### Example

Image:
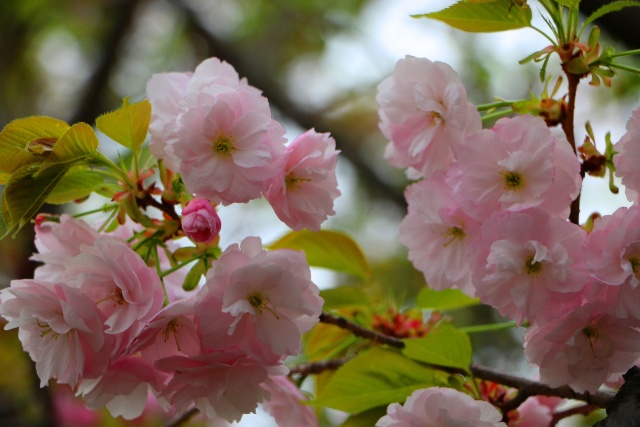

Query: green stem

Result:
[160,255,204,278]
[476,101,514,112]
[458,321,519,334]
[481,109,513,124]
[72,204,118,218]
[609,62,640,75]
[610,49,640,59]
[151,244,170,306]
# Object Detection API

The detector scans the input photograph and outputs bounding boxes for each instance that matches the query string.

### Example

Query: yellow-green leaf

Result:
[183,259,205,291]
[46,122,99,165]
[402,327,472,372]
[312,347,437,413]
[45,168,104,204]
[413,0,532,32]
[0,116,69,176]
[267,229,372,279]
[417,287,479,311]
[96,97,151,151]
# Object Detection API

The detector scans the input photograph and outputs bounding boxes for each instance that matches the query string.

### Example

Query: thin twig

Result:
[165,407,199,427]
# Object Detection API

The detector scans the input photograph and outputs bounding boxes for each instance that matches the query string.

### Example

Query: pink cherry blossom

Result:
[584,205,640,321]
[473,208,588,324]
[261,375,319,427]
[265,129,341,231]
[376,387,506,427]
[613,107,640,203]
[77,356,166,420]
[31,214,100,282]
[198,236,323,359]
[174,89,286,204]
[61,238,165,338]
[181,198,221,243]
[508,395,562,427]
[156,351,277,422]
[455,115,581,221]
[524,303,640,393]
[399,170,482,296]
[0,280,111,387]
[377,55,481,178]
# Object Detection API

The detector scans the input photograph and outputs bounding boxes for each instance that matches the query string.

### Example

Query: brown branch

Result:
[319,312,405,348]
[561,69,583,225]
[289,358,351,375]
[550,404,601,426]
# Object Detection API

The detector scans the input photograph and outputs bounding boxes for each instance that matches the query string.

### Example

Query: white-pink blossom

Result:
[399,170,482,296]
[508,396,562,427]
[524,303,640,393]
[455,115,581,221]
[584,205,640,321]
[77,356,166,420]
[156,351,278,422]
[473,208,588,324]
[31,214,100,282]
[197,236,323,359]
[376,387,506,427]
[613,107,640,203]
[261,375,319,427]
[265,129,341,231]
[377,55,481,178]
[174,90,286,204]
[0,280,112,387]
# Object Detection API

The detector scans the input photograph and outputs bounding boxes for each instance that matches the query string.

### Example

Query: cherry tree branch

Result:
[561,69,583,225]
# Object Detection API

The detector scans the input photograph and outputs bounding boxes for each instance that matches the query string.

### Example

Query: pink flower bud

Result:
[181,198,221,243]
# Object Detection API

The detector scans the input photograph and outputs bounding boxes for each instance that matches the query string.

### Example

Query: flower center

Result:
[443,226,466,247]
[582,325,599,355]
[164,318,183,352]
[213,134,235,155]
[629,256,640,280]
[524,255,543,275]
[285,173,311,190]
[500,170,525,191]
[247,292,279,319]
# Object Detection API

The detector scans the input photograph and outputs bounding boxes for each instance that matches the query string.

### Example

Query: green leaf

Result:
[416,287,479,311]
[553,0,580,8]
[45,168,104,204]
[413,0,532,32]
[320,287,370,310]
[402,327,472,372]
[96,97,151,151]
[1,163,69,238]
[268,230,372,279]
[182,259,205,291]
[340,406,389,427]
[312,347,437,413]
[46,122,99,165]
[0,116,69,178]
[581,1,640,30]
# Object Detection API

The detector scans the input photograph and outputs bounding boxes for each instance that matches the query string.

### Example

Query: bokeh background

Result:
[1,0,639,426]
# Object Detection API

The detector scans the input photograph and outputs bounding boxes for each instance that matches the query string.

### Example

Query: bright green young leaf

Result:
[312,347,437,413]
[96,97,151,152]
[47,122,99,165]
[413,0,532,32]
[268,229,372,279]
[402,327,472,372]
[0,116,69,179]
[320,287,370,310]
[182,259,205,291]
[45,168,104,204]
[1,163,69,238]
[417,287,479,311]
[581,1,640,31]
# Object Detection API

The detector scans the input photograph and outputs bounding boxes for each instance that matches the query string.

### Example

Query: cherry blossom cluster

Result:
[0,215,322,423]
[377,55,640,402]
[147,57,341,232]
[0,56,343,425]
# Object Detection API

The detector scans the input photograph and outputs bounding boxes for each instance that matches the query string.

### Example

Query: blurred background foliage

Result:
[0,0,639,426]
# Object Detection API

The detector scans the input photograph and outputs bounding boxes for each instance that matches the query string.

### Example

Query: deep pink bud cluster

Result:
[181,198,221,243]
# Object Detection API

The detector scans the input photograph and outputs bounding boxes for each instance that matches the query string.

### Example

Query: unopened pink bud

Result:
[181,198,221,243]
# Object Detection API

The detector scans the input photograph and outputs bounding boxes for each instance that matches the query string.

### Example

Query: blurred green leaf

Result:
[268,229,372,279]
[416,287,479,311]
[402,327,472,372]
[340,406,388,427]
[96,97,151,152]
[413,0,532,32]
[312,347,436,413]
[183,259,205,291]
[46,122,99,165]
[320,287,370,310]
